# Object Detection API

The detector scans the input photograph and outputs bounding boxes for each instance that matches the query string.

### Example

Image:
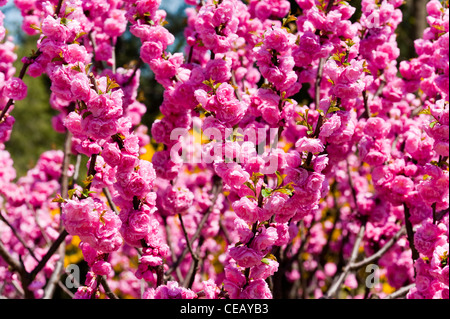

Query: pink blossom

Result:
[232,196,260,224]
[295,136,324,153]
[228,246,263,268]
[251,226,278,251]
[2,77,27,100]
[241,279,272,299]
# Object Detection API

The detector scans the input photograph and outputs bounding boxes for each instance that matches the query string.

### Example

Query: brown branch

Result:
[179,214,199,262]
[231,71,242,102]
[314,58,325,114]
[100,276,119,299]
[219,219,232,244]
[59,130,73,202]
[350,226,406,270]
[165,176,222,276]
[304,57,325,167]
[43,244,65,299]
[0,239,34,298]
[124,59,143,86]
[29,229,69,281]
[358,90,370,120]
[325,222,366,298]
[403,203,420,264]
[156,265,164,287]
[0,211,39,262]
[103,187,119,215]
[0,51,42,123]
[373,79,386,99]
[0,240,25,274]
[183,237,204,289]
[54,0,65,17]
[163,216,184,282]
[383,283,415,299]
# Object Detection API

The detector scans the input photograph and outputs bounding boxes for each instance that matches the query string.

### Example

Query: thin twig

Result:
[54,0,65,17]
[100,276,119,299]
[358,90,370,120]
[403,203,420,264]
[103,187,119,215]
[304,57,325,167]
[125,60,143,86]
[314,57,325,113]
[29,229,69,281]
[110,38,116,74]
[0,211,39,262]
[325,222,366,298]
[219,219,232,244]
[0,240,25,274]
[166,176,222,276]
[231,71,242,102]
[383,283,415,299]
[0,51,42,122]
[43,245,65,299]
[179,214,199,262]
[373,79,386,99]
[57,281,75,299]
[60,131,72,200]
[163,217,184,282]
[0,239,34,298]
[350,226,406,270]
[183,237,204,289]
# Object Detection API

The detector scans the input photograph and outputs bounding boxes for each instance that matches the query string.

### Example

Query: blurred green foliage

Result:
[6,36,65,178]
[4,3,188,178]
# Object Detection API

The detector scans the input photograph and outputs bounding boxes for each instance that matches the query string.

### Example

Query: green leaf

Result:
[275,171,283,188]
[250,172,264,184]
[82,111,92,119]
[52,194,65,203]
[327,106,341,114]
[71,64,82,72]
[81,189,96,198]
[85,63,92,74]
[29,24,42,32]
[418,107,432,115]
[65,7,76,16]
[346,39,355,47]
[68,188,77,199]
[77,100,87,111]
[83,175,94,187]
[296,120,307,126]
[264,253,277,261]
[282,15,297,27]
[274,188,293,196]
[202,79,216,88]
[244,181,256,193]
[429,120,438,129]
[51,56,65,63]
[261,258,271,265]
[61,17,69,25]
[261,187,272,198]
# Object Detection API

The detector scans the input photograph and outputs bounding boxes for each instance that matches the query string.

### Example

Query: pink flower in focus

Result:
[228,246,263,268]
[2,77,27,100]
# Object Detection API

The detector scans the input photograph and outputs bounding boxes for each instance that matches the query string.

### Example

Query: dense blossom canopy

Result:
[0,0,448,300]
